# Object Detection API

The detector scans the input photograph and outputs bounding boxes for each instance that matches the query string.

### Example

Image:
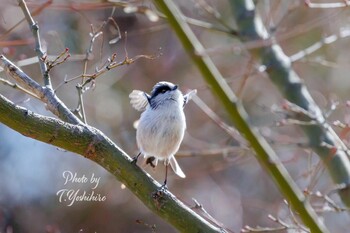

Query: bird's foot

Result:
[152,182,168,200]
[159,182,168,191]
[131,157,138,165]
[157,178,168,193]
[131,152,141,165]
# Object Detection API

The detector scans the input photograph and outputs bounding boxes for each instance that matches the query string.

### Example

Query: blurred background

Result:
[1,0,350,232]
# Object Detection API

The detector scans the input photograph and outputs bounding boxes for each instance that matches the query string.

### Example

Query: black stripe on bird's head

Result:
[150,81,178,99]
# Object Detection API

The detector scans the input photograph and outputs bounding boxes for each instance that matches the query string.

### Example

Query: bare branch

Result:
[0,76,40,100]
[18,0,52,87]
[193,0,237,35]
[304,190,350,213]
[76,84,87,123]
[305,0,350,8]
[177,146,246,157]
[0,0,52,40]
[0,55,81,124]
[242,203,310,232]
[0,55,44,97]
[42,48,71,73]
[290,29,350,62]
[191,198,227,231]
[78,52,158,87]
[192,94,248,147]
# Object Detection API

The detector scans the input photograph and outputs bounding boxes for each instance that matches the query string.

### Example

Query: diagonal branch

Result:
[229,0,350,206]
[0,55,81,124]
[153,0,329,232]
[0,93,227,233]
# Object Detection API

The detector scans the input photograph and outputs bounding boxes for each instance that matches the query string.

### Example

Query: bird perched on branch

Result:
[129,81,197,187]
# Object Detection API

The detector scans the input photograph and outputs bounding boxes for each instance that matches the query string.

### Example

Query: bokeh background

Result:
[1,0,350,232]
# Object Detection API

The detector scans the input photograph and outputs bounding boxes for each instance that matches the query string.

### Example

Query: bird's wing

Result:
[169,156,186,178]
[129,90,150,111]
[183,89,197,107]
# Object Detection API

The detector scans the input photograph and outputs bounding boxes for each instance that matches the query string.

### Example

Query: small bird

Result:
[129,81,197,187]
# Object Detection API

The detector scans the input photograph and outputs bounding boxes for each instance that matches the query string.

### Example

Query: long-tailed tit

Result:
[129,81,197,187]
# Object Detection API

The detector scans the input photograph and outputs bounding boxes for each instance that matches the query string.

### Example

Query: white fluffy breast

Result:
[136,103,186,160]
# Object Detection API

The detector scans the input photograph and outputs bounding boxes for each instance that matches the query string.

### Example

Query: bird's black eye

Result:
[151,85,171,98]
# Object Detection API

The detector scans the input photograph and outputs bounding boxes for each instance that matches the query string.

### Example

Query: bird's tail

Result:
[169,156,186,178]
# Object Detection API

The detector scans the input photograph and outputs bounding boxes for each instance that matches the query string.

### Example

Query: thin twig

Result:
[79,24,104,123]
[0,77,40,100]
[0,0,52,40]
[286,201,310,232]
[76,84,86,123]
[191,198,226,230]
[201,9,344,56]
[184,16,234,34]
[14,54,89,68]
[193,0,237,35]
[0,56,44,98]
[304,156,326,192]
[305,190,350,213]
[305,0,350,8]
[75,52,158,88]
[108,15,122,44]
[236,57,254,98]
[242,212,309,232]
[289,29,350,62]
[42,48,71,74]
[74,27,158,88]
[191,94,248,147]
[18,0,52,87]
[261,0,281,32]
[177,146,246,157]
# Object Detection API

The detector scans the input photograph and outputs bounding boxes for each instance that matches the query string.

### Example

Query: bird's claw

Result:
[159,182,168,192]
[131,157,138,165]
[131,152,141,165]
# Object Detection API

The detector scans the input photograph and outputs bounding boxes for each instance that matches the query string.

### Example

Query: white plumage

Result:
[129,81,196,182]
